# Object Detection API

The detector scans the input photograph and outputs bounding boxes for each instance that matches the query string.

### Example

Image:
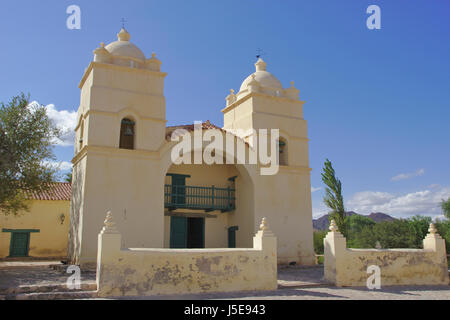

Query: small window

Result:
[79,121,84,151]
[278,139,288,166]
[119,118,135,150]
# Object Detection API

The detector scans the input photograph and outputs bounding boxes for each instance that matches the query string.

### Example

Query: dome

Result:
[240,71,282,91]
[104,28,146,61]
[239,58,282,92]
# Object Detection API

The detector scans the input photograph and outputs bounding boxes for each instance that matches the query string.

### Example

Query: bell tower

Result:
[222,58,315,265]
[222,58,309,168]
[68,28,168,267]
[75,28,167,153]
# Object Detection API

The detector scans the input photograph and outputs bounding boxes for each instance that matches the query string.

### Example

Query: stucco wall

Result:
[164,162,251,249]
[250,168,315,265]
[72,56,315,268]
[73,149,165,268]
[1,200,70,258]
[324,223,449,287]
[96,215,277,297]
[222,92,314,265]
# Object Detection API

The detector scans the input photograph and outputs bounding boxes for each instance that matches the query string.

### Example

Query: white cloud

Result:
[29,101,77,146]
[433,215,447,222]
[58,161,73,171]
[347,191,395,207]
[391,168,425,181]
[312,205,329,219]
[45,104,77,146]
[42,160,73,172]
[346,186,450,218]
[311,187,322,193]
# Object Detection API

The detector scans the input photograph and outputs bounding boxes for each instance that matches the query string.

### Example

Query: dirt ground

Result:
[1,261,449,300]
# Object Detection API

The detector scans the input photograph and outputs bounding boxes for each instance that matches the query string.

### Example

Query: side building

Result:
[0,182,71,259]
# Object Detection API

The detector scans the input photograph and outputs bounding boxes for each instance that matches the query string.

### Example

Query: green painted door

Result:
[228,226,239,248]
[10,232,30,257]
[170,216,187,248]
[170,216,205,248]
[172,175,186,205]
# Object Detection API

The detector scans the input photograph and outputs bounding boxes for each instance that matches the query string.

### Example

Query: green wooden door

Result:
[228,226,239,248]
[10,232,30,257]
[172,175,186,205]
[170,217,205,248]
[170,216,187,248]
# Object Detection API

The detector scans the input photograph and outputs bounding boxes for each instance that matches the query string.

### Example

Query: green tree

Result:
[434,219,450,254]
[372,220,415,249]
[351,220,413,249]
[321,159,347,236]
[441,197,450,219]
[0,93,60,215]
[345,215,376,247]
[313,230,327,254]
[407,215,432,248]
[346,214,376,234]
[349,225,377,248]
[64,172,72,183]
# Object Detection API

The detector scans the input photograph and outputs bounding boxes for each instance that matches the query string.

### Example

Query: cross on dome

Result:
[117,28,131,42]
[102,28,146,61]
[239,57,282,92]
[255,58,267,71]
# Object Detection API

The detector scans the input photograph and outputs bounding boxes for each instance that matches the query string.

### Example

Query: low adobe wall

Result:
[96,213,277,297]
[324,221,449,287]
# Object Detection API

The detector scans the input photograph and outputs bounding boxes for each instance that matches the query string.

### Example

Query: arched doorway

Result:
[160,132,256,249]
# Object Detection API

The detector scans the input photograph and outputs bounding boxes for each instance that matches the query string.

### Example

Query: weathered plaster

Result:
[96,214,277,297]
[324,221,449,287]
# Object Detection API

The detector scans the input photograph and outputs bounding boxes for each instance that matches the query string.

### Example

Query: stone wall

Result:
[96,212,277,297]
[324,220,449,287]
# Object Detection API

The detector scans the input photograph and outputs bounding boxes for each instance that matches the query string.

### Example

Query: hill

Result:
[313,211,396,231]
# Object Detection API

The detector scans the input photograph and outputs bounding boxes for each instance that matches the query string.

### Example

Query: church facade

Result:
[68,28,315,268]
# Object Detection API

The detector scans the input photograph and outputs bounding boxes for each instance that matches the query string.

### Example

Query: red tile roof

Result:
[165,120,250,148]
[27,182,72,201]
[165,120,224,140]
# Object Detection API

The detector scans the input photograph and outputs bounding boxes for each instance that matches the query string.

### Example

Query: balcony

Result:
[164,184,236,212]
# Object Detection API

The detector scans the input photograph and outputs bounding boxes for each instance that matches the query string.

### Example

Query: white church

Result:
[67,28,315,268]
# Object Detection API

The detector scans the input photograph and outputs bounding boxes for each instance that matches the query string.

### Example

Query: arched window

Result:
[78,120,84,151]
[119,118,135,150]
[278,138,288,166]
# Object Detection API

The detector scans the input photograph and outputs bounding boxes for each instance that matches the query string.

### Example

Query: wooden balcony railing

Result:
[164,184,236,212]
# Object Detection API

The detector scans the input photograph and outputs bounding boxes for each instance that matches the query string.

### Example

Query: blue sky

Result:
[1,1,449,218]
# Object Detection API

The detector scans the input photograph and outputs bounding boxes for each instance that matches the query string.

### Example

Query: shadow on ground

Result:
[1,261,449,300]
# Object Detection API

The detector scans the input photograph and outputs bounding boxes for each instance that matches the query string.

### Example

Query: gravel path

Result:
[0,261,95,293]
[1,262,449,300]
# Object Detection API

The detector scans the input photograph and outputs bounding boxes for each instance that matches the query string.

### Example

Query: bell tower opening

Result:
[119,118,135,150]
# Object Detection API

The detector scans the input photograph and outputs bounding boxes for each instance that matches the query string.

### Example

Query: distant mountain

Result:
[313,211,396,231]
[367,212,396,223]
